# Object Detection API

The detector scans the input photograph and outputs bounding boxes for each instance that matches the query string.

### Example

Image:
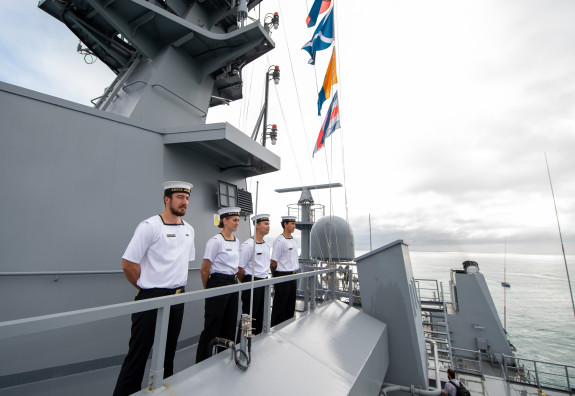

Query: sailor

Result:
[270,215,299,327]
[113,181,195,396]
[237,213,271,335]
[195,207,241,363]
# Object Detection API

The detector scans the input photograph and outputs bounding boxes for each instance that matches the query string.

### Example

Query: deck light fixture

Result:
[265,12,280,31]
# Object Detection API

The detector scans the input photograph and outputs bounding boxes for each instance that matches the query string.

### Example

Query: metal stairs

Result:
[417,280,454,368]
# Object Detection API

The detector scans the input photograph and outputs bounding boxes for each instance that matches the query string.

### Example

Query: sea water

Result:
[408,251,575,369]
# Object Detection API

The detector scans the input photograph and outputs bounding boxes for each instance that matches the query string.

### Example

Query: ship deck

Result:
[460,372,571,396]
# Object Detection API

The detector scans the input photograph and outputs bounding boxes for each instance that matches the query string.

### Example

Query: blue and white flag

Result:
[306,0,331,28]
[302,7,334,65]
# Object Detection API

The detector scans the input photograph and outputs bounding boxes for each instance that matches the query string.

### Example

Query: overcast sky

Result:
[1,1,574,256]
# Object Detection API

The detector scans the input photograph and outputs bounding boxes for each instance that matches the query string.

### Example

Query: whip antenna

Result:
[545,153,575,317]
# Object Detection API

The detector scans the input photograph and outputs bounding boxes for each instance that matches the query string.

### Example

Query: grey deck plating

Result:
[132,301,388,396]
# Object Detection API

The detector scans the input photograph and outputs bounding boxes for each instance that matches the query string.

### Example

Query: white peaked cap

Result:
[162,181,193,194]
[252,213,270,222]
[218,207,241,217]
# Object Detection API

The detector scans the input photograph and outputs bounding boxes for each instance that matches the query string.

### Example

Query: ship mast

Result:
[275,183,342,260]
[39,0,275,128]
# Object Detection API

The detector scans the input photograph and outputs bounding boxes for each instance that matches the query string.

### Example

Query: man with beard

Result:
[113,181,195,396]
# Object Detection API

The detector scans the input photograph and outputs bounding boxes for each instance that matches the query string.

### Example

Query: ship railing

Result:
[415,279,453,305]
[287,203,325,223]
[301,262,359,308]
[0,267,346,393]
[501,354,575,393]
[450,347,484,375]
[450,347,575,394]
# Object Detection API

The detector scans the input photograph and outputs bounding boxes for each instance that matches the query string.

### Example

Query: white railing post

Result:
[303,276,309,311]
[148,306,170,392]
[311,273,317,310]
[329,268,336,301]
[348,268,354,306]
[262,284,271,333]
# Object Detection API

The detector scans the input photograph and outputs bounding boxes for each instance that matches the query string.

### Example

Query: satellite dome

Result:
[310,216,355,262]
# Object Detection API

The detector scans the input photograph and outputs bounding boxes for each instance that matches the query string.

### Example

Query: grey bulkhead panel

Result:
[0,81,279,378]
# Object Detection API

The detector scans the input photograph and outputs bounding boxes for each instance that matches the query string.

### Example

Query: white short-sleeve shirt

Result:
[271,234,299,272]
[239,238,271,278]
[123,215,195,289]
[204,234,240,275]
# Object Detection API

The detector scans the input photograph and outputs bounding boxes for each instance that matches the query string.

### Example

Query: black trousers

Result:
[195,274,238,363]
[241,275,267,335]
[270,271,297,327]
[113,287,185,396]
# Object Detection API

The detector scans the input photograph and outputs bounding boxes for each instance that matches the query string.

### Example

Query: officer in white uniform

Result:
[114,181,195,396]
[270,215,299,327]
[238,213,271,335]
[196,207,241,363]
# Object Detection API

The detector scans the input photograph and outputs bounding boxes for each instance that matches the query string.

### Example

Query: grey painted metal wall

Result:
[355,240,428,392]
[446,270,513,361]
[0,82,277,380]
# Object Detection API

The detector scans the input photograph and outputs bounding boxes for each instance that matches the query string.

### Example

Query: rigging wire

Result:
[271,75,305,186]
[544,153,575,317]
[276,0,318,184]
[240,59,256,131]
[332,0,352,259]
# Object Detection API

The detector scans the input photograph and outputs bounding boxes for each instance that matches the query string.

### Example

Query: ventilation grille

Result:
[237,189,253,215]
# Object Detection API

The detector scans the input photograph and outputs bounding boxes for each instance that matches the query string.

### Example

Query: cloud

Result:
[0,3,115,105]
[2,1,574,257]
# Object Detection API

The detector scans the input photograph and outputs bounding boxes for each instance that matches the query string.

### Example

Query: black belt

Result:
[210,273,238,281]
[142,286,185,294]
[274,270,297,276]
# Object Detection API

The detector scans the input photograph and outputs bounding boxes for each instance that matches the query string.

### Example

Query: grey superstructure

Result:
[0,1,574,396]
[0,0,278,389]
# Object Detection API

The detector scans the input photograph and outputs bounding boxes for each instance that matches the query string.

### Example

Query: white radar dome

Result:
[310,216,355,262]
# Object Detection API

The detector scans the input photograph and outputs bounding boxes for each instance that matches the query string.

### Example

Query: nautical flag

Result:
[313,91,341,157]
[302,7,334,65]
[317,48,338,115]
[306,0,332,28]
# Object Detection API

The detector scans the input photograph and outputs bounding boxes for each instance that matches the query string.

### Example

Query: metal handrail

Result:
[0,268,335,340]
[119,80,207,117]
[449,347,575,392]
[415,279,453,304]
[426,339,440,391]
[0,268,200,276]
[0,267,342,392]
[502,354,575,392]
[151,84,207,117]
